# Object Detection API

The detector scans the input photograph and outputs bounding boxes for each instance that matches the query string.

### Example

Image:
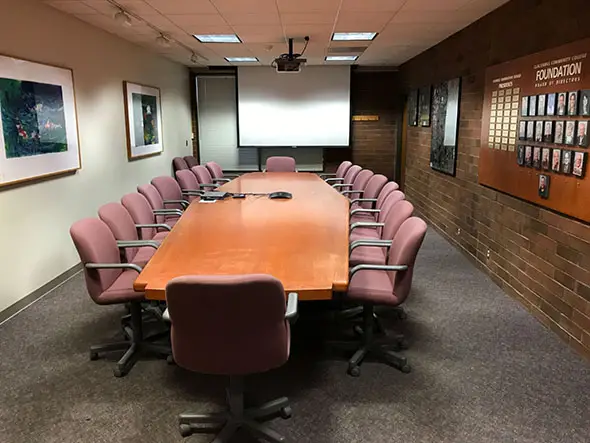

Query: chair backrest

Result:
[138,183,166,223]
[387,217,427,304]
[376,182,401,210]
[377,190,406,223]
[184,155,198,168]
[205,161,224,179]
[70,218,122,303]
[382,200,414,241]
[152,176,184,211]
[175,170,200,202]
[360,174,388,208]
[166,274,290,376]
[336,160,353,179]
[173,157,189,172]
[191,165,214,185]
[266,156,296,172]
[98,202,140,263]
[351,169,374,192]
[121,192,157,240]
[342,164,362,184]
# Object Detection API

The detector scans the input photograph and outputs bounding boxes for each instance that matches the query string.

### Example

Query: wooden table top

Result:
[134,172,350,301]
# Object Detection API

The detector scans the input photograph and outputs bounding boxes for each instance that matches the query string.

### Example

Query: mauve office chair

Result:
[334,168,374,197]
[70,218,169,377]
[344,217,427,377]
[350,181,400,223]
[191,165,218,191]
[265,156,296,172]
[173,157,190,172]
[184,155,198,168]
[137,183,182,227]
[331,164,361,191]
[349,190,406,243]
[175,169,205,202]
[151,176,189,211]
[121,193,171,242]
[166,275,298,442]
[205,161,239,182]
[322,160,352,182]
[349,174,387,210]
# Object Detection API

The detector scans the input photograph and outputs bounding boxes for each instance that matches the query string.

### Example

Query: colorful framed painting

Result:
[0,54,80,188]
[123,81,163,160]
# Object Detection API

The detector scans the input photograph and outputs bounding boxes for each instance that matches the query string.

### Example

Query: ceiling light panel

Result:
[332,32,377,41]
[325,55,358,61]
[225,57,259,62]
[194,34,241,43]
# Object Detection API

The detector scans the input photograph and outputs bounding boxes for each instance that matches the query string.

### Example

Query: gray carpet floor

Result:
[1,230,589,443]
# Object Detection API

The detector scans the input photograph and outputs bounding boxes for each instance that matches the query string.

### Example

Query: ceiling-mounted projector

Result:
[273,36,309,73]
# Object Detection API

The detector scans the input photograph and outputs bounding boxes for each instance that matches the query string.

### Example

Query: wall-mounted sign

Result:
[352,115,379,121]
[479,38,590,222]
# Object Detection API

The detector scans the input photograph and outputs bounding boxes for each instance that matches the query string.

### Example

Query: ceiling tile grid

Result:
[42,0,510,67]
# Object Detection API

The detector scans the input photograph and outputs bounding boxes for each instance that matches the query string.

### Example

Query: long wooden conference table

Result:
[134,172,350,301]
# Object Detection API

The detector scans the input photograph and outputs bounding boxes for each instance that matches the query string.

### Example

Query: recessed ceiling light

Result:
[194,34,241,43]
[225,57,259,62]
[332,32,377,41]
[325,55,358,61]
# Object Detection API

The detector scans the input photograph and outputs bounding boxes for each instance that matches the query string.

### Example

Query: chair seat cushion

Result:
[97,269,145,304]
[350,227,380,242]
[133,246,156,267]
[351,213,377,223]
[350,246,387,266]
[347,270,398,305]
[154,231,168,241]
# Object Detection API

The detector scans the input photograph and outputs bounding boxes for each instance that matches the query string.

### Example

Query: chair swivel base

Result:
[178,376,291,442]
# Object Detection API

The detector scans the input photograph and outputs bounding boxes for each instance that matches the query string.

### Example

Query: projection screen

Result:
[237,66,351,147]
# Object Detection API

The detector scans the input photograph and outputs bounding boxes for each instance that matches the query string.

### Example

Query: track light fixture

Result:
[114,9,132,27]
[156,34,171,48]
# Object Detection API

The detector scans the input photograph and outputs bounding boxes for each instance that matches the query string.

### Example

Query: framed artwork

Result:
[554,121,565,144]
[517,145,525,165]
[562,150,573,174]
[526,120,535,141]
[123,81,163,160]
[567,91,578,116]
[418,85,431,127]
[529,95,537,116]
[543,121,553,143]
[551,148,561,172]
[518,121,526,140]
[565,120,576,145]
[577,120,588,147]
[556,92,567,116]
[541,147,551,170]
[407,89,418,126]
[573,151,586,177]
[430,78,461,176]
[521,96,529,117]
[525,145,533,167]
[546,93,556,116]
[538,174,550,199]
[537,94,546,116]
[580,89,590,116]
[0,55,80,188]
[532,146,541,169]
[534,121,543,142]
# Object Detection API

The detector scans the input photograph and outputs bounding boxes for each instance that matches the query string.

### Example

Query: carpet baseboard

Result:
[0,263,83,325]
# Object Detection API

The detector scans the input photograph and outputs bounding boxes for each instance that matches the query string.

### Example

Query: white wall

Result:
[0,0,192,313]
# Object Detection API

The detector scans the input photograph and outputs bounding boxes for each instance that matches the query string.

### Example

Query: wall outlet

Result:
[456,228,461,235]
[186,140,189,146]
[486,250,491,259]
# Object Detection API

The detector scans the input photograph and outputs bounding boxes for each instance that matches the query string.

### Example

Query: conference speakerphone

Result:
[201,191,293,201]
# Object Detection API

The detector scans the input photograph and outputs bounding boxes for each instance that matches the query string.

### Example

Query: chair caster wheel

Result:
[179,424,193,437]
[280,406,292,419]
[400,364,411,374]
[89,351,99,361]
[113,367,125,378]
[348,365,361,377]
[167,355,175,365]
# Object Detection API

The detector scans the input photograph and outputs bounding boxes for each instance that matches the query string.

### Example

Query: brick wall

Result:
[324,70,401,178]
[399,0,590,359]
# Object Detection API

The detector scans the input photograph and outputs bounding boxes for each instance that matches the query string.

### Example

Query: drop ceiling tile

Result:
[400,0,474,11]
[167,14,228,29]
[211,0,278,14]
[335,11,394,30]
[277,0,342,13]
[46,1,98,14]
[203,43,255,57]
[137,14,185,33]
[281,13,336,26]
[233,25,284,43]
[341,0,405,12]
[283,24,332,44]
[222,13,280,26]
[80,0,117,15]
[145,0,218,14]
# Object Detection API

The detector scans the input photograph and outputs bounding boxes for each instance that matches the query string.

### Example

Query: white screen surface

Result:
[237,66,351,147]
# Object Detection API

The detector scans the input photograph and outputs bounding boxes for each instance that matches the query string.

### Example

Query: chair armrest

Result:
[153,209,183,217]
[285,292,298,320]
[350,240,392,252]
[117,240,159,249]
[350,222,384,232]
[319,173,337,178]
[350,198,377,207]
[136,223,172,231]
[350,264,408,278]
[163,199,189,209]
[342,190,364,196]
[350,208,380,216]
[181,189,204,196]
[332,184,353,189]
[325,177,344,183]
[199,183,218,189]
[86,262,143,273]
[162,308,170,322]
[213,178,231,183]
